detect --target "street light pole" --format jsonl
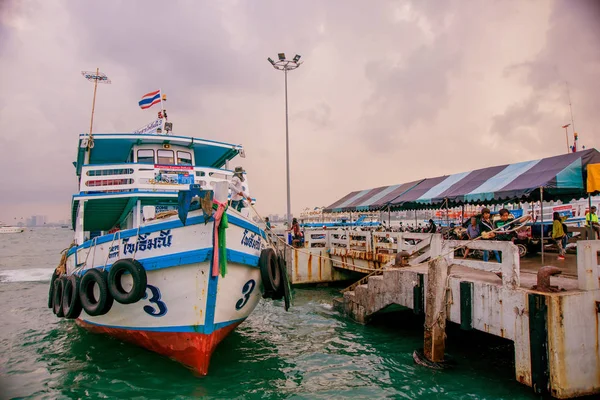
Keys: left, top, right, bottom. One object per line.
{"left": 284, "top": 67, "right": 291, "bottom": 229}
{"left": 268, "top": 53, "right": 302, "bottom": 229}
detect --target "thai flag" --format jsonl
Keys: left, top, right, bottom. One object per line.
{"left": 138, "top": 90, "right": 161, "bottom": 110}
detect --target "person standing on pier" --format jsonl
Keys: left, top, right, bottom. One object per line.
{"left": 289, "top": 218, "right": 303, "bottom": 247}
{"left": 586, "top": 206, "right": 600, "bottom": 239}
{"left": 494, "top": 209, "right": 516, "bottom": 242}
{"left": 552, "top": 212, "right": 568, "bottom": 260}
{"left": 479, "top": 208, "right": 501, "bottom": 262}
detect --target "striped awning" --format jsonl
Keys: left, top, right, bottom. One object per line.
{"left": 325, "top": 179, "right": 423, "bottom": 213}
{"left": 324, "top": 148, "right": 600, "bottom": 212}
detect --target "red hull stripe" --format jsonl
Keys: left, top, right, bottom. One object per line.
{"left": 76, "top": 319, "right": 243, "bottom": 375}
{"left": 79, "top": 318, "right": 245, "bottom": 334}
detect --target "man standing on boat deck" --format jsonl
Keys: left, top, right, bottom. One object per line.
{"left": 229, "top": 166, "right": 251, "bottom": 212}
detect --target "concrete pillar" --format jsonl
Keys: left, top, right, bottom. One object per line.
{"left": 577, "top": 241, "right": 600, "bottom": 291}
{"left": 423, "top": 253, "right": 449, "bottom": 363}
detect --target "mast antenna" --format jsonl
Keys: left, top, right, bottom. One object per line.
{"left": 566, "top": 82, "right": 575, "bottom": 130}
{"left": 81, "top": 69, "right": 111, "bottom": 150}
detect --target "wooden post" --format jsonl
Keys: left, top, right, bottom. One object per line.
{"left": 423, "top": 236, "right": 449, "bottom": 363}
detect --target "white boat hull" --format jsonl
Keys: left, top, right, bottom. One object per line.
{"left": 64, "top": 208, "right": 267, "bottom": 373}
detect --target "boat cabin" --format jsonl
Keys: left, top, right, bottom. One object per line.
{"left": 72, "top": 133, "right": 248, "bottom": 244}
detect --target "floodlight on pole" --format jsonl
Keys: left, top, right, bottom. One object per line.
{"left": 81, "top": 68, "right": 111, "bottom": 150}
{"left": 267, "top": 53, "right": 303, "bottom": 229}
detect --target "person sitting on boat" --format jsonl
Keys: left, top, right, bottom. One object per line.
{"left": 229, "top": 166, "right": 251, "bottom": 212}
{"left": 586, "top": 206, "right": 600, "bottom": 239}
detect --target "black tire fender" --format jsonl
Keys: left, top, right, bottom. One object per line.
{"left": 272, "top": 254, "right": 286, "bottom": 301}
{"left": 107, "top": 259, "right": 147, "bottom": 304}
{"left": 53, "top": 276, "right": 65, "bottom": 317}
{"left": 79, "top": 269, "right": 114, "bottom": 316}
{"left": 274, "top": 253, "right": 291, "bottom": 311}
{"left": 48, "top": 269, "right": 59, "bottom": 308}
{"left": 259, "top": 248, "right": 281, "bottom": 298}
{"left": 62, "top": 275, "right": 82, "bottom": 319}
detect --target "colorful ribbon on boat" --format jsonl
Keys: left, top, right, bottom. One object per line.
{"left": 212, "top": 200, "right": 228, "bottom": 277}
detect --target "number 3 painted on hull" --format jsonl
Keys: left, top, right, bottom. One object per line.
{"left": 143, "top": 284, "right": 168, "bottom": 317}
{"left": 236, "top": 279, "right": 256, "bottom": 310}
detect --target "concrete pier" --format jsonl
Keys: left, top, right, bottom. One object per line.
{"left": 279, "top": 228, "right": 600, "bottom": 398}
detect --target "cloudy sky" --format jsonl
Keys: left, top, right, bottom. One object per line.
{"left": 0, "top": 0, "right": 599, "bottom": 223}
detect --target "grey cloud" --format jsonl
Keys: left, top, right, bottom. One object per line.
{"left": 357, "top": 33, "right": 462, "bottom": 152}
{"left": 292, "top": 102, "right": 331, "bottom": 129}
{"left": 490, "top": 0, "right": 600, "bottom": 152}
{"left": 491, "top": 97, "right": 543, "bottom": 138}
{"left": 1, "top": 0, "right": 599, "bottom": 222}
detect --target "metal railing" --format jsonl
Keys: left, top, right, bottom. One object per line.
{"left": 79, "top": 163, "right": 234, "bottom": 194}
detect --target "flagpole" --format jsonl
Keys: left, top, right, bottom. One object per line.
{"left": 159, "top": 88, "right": 166, "bottom": 134}
{"left": 88, "top": 67, "right": 99, "bottom": 147}
{"left": 159, "top": 88, "right": 164, "bottom": 111}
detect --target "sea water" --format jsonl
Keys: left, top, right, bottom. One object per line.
{"left": 0, "top": 228, "right": 542, "bottom": 399}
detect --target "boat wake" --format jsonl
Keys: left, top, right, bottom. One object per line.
{"left": 0, "top": 268, "right": 54, "bottom": 283}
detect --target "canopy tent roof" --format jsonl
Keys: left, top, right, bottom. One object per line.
{"left": 324, "top": 179, "right": 424, "bottom": 213}
{"left": 324, "top": 148, "right": 600, "bottom": 212}
{"left": 75, "top": 133, "right": 243, "bottom": 176}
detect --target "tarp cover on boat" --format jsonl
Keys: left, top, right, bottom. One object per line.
{"left": 324, "top": 148, "right": 600, "bottom": 212}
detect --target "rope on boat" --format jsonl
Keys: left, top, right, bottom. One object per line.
{"left": 103, "top": 230, "right": 121, "bottom": 270}
{"left": 55, "top": 241, "right": 77, "bottom": 276}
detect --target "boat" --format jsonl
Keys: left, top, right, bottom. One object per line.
{"left": 0, "top": 224, "right": 25, "bottom": 233}
{"left": 47, "top": 128, "right": 290, "bottom": 374}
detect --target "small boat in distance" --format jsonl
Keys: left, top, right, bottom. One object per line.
{"left": 0, "top": 224, "right": 25, "bottom": 234}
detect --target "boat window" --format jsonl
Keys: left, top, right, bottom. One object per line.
{"left": 177, "top": 151, "right": 193, "bottom": 165}
{"left": 87, "top": 168, "right": 134, "bottom": 176}
{"left": 157, "top": 149, "right": 174, "bottom": 165}
{"left": 85, "top": 178, "right": 134, "bottom": 187}
{"left": 137, "top": 149, "right": 155, "bottom": 164}
{"left": 209, "top": 172, "right": 227, "bottom": 179}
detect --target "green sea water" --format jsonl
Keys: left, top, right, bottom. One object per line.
{"left": 0, "top": 229, "right": 542, "bottom": 399}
